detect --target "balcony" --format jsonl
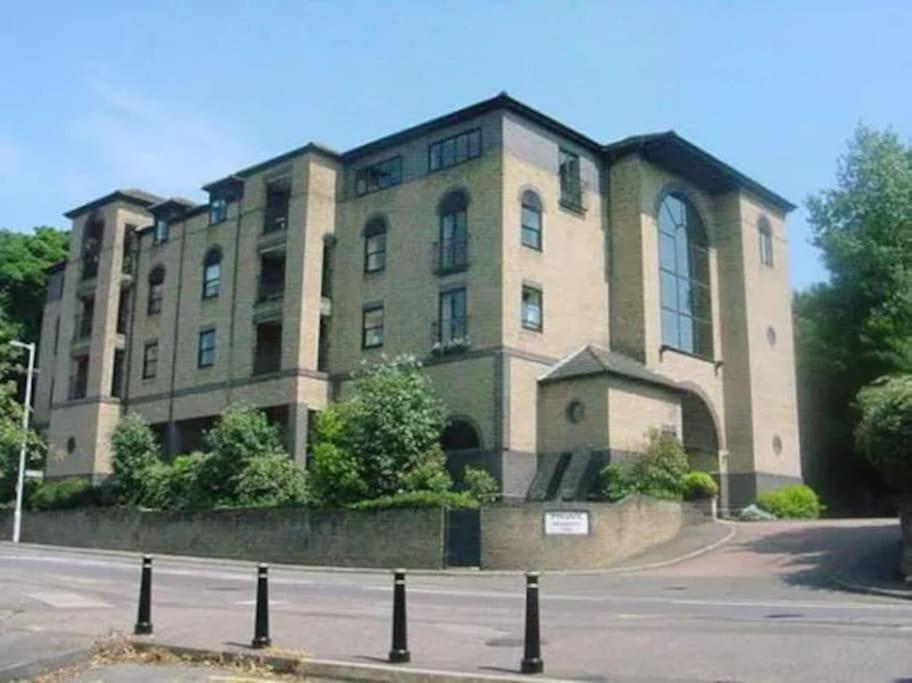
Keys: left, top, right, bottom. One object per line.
{"left": 257, "top": 276, "right": 285, "bottom": 303}
{"left": 433, "top": 238, "right": 469, "bottom": 275}
{"left": 81, "top": 254, "right": 99, "bottom": 281}
{"left": 73, "top": 314, "right": 93, "bottom": 341}
{"left": 431, "top": 316, "right": 470, "bottom": 356}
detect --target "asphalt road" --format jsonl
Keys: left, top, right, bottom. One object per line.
{"left": 0, "top": 519, "right": 909, "bottom": 682}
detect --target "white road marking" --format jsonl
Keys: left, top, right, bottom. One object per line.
{"left": 232, "top": 599, "right": 288, "bottom": 606}
{"left": 26, "top": 591, "right": 112, "bottom": 609}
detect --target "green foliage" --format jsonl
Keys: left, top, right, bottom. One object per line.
{"left": 855, "top": 375, "right": 912, "bottom": 491}
{"left": 350, "top": 490, "right": 478, "bottom": 510}
{"left": 28, "top": 477, "right": 100, "bottom": 510}
{"left": 308, "top": 441, "right": 367, "bottom": 507}
{"left": 462, "top": 466, "right": 499, "bottom": 504}
{"left": 681, "top": 471, "right": 719, "bottom": 501}
{"left": 109, "top": 413, "right": 161, "bottom": 504}
{"left": 797, "top": 126, "right": 912, "bottom": 511}
{"left": 600, "top": 430, "right": 690, "bottom": 502}
{"left": 232, "top": 454, "right": 310, "bottom": 508}
{"left": 756, "top": 484, "right": 822, "bottom": 519}
{"left": 397, "top": 445, "right": 452, "bottom": 494}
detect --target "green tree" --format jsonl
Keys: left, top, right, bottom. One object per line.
{"left": 108, "top": 412, "right": 162, "bottom": 504}
{"left": 796, "top": 125, "right": 912, "bottom": 512}
{"left": 855, "top": 375, "right": 912, "bottom": 491}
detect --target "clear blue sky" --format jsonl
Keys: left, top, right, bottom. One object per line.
{"left": 1, "top": 1, "right": 909, "bottom": 290}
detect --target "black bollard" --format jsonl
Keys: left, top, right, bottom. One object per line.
{"left": 388, "top": 568, "right": 410, "bottom": 663}
{"left": 134, "top": 555, "right": 153, "bottom": 635}
{"left": 520, "top": 571, "right": 543, "bottom": 674}
{"left": 251, "top": 563, "right": 272, "bottom": 649}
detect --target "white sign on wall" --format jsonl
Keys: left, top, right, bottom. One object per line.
{"left": 544, "top": 511, "right": 590, "bottom": 535}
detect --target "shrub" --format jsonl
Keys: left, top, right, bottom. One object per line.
{"left": 232, "top": 455, "right": 310, "bottom": 508}
{"left": 350, "top": 490, "right": 478, "bottom": 510}
{"left": 308, "top": 441, "right": 367, "bottom": 507}
{"left": 601, "top": 430, "right": 689, "bottom": 502}
{"left": 398, "top": 446, "right": 452, "bottom": 494}
{"left": 681, "top": 471, "right": 719, "bottom": 501}
{"left": 109, "top": 413, "right": 161, "bottom": 504}
{"left": 462, "top": 466, "right": 499, "bottom": 504}
{"left": 29, "top": 478, "right": 100, "bottom": 510}
{"left": 855, "top": 375, "right": 912, "bottom": 491}
{"left": 756, "top": 484, "right": 822, "bottom": 519}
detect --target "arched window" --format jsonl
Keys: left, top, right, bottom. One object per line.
{"left": 202, "top": 248, "right": 222, "bottom": 299}
{"left": 441, "top": 418, "right": 481, "bottom": 451}
{"left": 437, "top": 190, "right": 469, "bottom": 272}
{"left": 658, "top": 192, "right": 712, "bottom": 357}
{"left": 147, "top": 266, "right": 165, "bottom": 315}
{"left": 758, "top": 216, "right": 774, "bottom": 267}
{"left": 521, "top": 190, "right": 542, "bottom": 250}
{"left": 363, "top": 217, "right": 387, "bottom": 273}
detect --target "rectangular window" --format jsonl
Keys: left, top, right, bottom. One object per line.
{"left": 362, "top": 306, "right": 384, "bottom": 349}
{"left": 147, "top": 282, "right": 163, "bottom": 315}
{"left": 70, "top": 355, "right": 89, "bottom": 400}
{"left": 111, "top": 349, "right": 125, "bottom": 398}
{"left": 428, "top": 129, "right": 482, "bottom": 172}
{"left": 203, "top": 262, "right": 221, "bottom": 299}
{"left": 364, "top": 232, "right": 386, "bottom": 273}
{"left": 559, "top": 148, "right": 583, "bottom": 210}
{"left": 521, "top": 204, "right": 542, "bottom": 250}
{"left": 253, "top": 322, "right": 282, "bottom": 375}
{"left": 355, "top": 156, "right": 402, "bottom": 196}
{"left": 438, "top": 288, "right": 467, "bottom": 343}
{"left": 257, "top": 251, "right": 286, "bottom": 301}
{"left": 264, "top": 178, "right": 291, "bottom": 233}
{"left": 153, "top": 217, "right": 169, "bottom": 245}
{"left": 521, "top": 286, "right": 543, "bottom": 331}
{"left": 209, "top": 197, "right": 228, "bottom": 225}
{"left": 142, "top": 341, "right": 158, "bottom": 379}
{"left": 198, "top": 329, "right": 216, "bottom": 368}
{"left": 760, "top": 230, "right": 774, "bottom": 267}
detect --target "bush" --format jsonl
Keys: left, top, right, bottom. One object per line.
{"left": 232, "top": 455, "right": 310, "bottom": 508}
{"left": 601, "top": 430, "right": 690, "bottom": 502}
{"left": 681, "top": 471, "right": 719, "bottom": 501}
{"left": 29, "top": 478, "right": 100, "bottom": 510}
{"left": 109, "top": 413, "right": 161, "bottom": 504}
{"left": 756, "top": 484, "right": 822, "bottom": 519}
{"left": 350, "top": 490, "right": 478, "bottom": 510}
{"left": 739, "top": 504, "right": 777, "bottom": 521}
{"left": 398, "top": 446, "right": 452, "bottom": 494}
{"left": 462, "top": 466, "right": 499, "bottom": 504}
{"left": 856, "top": 375, "right": 912, "bottom": 491}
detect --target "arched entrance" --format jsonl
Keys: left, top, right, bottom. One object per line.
{"left": 440, "top": 418, "right": 481, "bottom": 452}
{"left": 679, "top": 386, "right": 722, "bottom": 475}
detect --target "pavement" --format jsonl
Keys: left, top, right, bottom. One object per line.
{"left": 2, "top": 518, "right": 911, "bottom": 682}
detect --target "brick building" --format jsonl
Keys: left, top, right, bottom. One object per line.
{"left": 34, "top": 93, "right": 802, "bottom": 508}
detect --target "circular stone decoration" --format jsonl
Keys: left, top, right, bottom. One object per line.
{"left": 67, "top": 436, "right": 76, "bottom": 454}
{"left": 772, "top": 435, "right": 783, "bottom": 455}
{"left": 767, "top": 326, "right": 777, "bottom": 346}
{"left": 566, "top": 400, "right": 586, "bottom": 424}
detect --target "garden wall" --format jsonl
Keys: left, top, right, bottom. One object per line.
{"left": 481, "top": 497, "right": 709, "bottom": 570}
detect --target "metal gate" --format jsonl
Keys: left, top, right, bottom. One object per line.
{"left": 444, "top": 508, "right": 481, "bottom": 567}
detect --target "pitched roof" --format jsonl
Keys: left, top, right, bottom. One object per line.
{"left": 64, "top": 188, "right": 164, "bottom": 219}
{"left": 540, "top": 345, "right": 681, "bottom": 392}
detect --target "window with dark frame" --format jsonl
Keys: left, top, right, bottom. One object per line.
{"left": 362, "top": 306, "right": 384, "bottom": 349}
{"left": 364, "top": 219, "right": 387, "bottom": 273}
{"left": 147, "top": 266, "right": 165, "bottom": 315}
{"left": 198, "top": 329, "right": 216, "bottom": 368}
{"left": 437, "top": 191, "right": 468, "bottom": 273}
{"left": 521, "top": 285, "right": 543, "bottom": 331}
{"left": 202, "top": 248, "right": 221, "bottom": 299}
{"left": 521, "top": 190, "right": 542, "bottom": 250}
{"left": 437, "top": 288, "right": 467, "bottom": 343}
{"left": 209, "top": 197, "right": 228, "bottom": 225}
{"left": 658, "top": 192, "right": 713, "bottom": 358}
{"left": 153, "top": 217, "right": 169, "bottom": 245}
{"left": 263, "top": 178, "right": 291, "bottom": 233}
{"left": 558, "top": 148, "right": 583, "bottom": 210}
{"left": 142, "top": 341, "right": 158, "bottom": 379}
{"left": 355, "top": 157, "right": 402, "bottom": 196}
{"left": 759, "top": 217, "right": 774, "bottom": 267}
{"left": 428, "top": 129, "right": 482, "bottom": 172}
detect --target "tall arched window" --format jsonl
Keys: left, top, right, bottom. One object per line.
{"left": 758, "top": 216, "right": 774, "bottom": 267}
{"left": 363, "top": 217, "right": 387, "bottom": 273}
{"left": 148, "top": 266, "right": 165, "bottom": 315}
{"left": 202, "top": 248, "right": 222, "bottom": 299}
{"left": 437, "top": 190, "right": 468, "bottom": 272}
{"left": 521, "top": 190, "right": 542, "bottom": 250}
{"left": 658, "top": 192, "right": 712, "bottom": 357}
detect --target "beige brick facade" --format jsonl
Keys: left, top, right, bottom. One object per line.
{"left": 36, "top": 94, "right": 801, "bottom": 506}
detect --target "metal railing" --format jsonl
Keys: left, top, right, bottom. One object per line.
{"left": 263, "top": 207, "right": 288, "bottom": 234}
{"left": 433, "top": 238, "right": 469, "bottom": 274}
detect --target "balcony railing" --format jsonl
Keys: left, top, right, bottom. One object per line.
{"left": 73, "top": 314, "right": 93, "bottom": 341}
{"left": 431, "top": 316, "right": 470, "bottom": 355}
{"left": 263, "top": 207, "right": 288, "bottom": 234}
{"left": 433, "top": 238, "right": 469, "bottom": 274}
{"left": 257, "top": 276, "right": 285, "bottom": 302}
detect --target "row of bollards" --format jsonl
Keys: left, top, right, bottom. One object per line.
{"left": 132, "top": 557, "right": 544, "bottom": 674}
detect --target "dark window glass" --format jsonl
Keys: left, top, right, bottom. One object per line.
{"left": 147, "top": 266, "right": 165, "bottom": 315}
{"left": 362, "top": 306, "right": 384, "bottom": 349}
{"left": 521, "top": 286, "right": 543, "bottom": 331}
{"left": 209, "top": 197, "right": 228, "bottom": 225}
{"left": 198, "top": 329, "right": 216, "bottom": 368}
{"left": 437, "top": 191, "right": 468, "bottom": 273}
{"left": 202, "top": 249, "right": 221, "bottom": 299}
{"left": 428, "top": 129, "right": 482, "bottom": 172}
{"left": 438, "top": 288, "right": 467, "bottom": 343}
{"left": 355, "top": 157, "right": 402, "bottom": 196}
{"left": 559, "top": 149, "right": 583, "bottom": 209}
{"left": 153, "top": 217, "right": 169, "bottom": 244}
{"left": 364, "top": 219, "right": 387, "bottom": 273}
{"left": 142, "top": 341, "right": 158, "bottom": 379}
{"left": 759, "top": 217, "right": 774, "bottom": 267}
{"left": 521, "top": 191, "right": 542, "bottom": 250}
{"left": 264, "top": 178, "right": 290, "bottom": 233}
{"left": 658, "top": 193, "right": 713, "bottom": 358}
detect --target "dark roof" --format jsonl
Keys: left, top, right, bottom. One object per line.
{"left": 540, "top": 345, "right": 681, "bottom": 392}
{"left": 603, "top": 132, "right": 796, "bottom": 212}
{"left": 64, "top": 188, "right": 163, "bottom": 219}
{"left": 148, "top": 197, "right": 199, "bottom": 215}
{"left": 45, "top": 260, "right": 66, "bottom": 274}
{"left": 228, "top": 142, "right": 342, "bottom": 182}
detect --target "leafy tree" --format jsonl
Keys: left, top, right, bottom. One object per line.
{"left": 796, "top": 125, "right": 912, "bottom": 512}
{"left": 855, "top": 375, "right": 912, "bottom": 491}
{"left": 232, "top": 454, "right": 309, "bottom": 508}
{"left": 108, "top": 413, "right": 162, "bottom": 504}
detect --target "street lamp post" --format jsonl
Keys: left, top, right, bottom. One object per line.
{"left": 9, "top": 340, "right": 35, "bottom": 544}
